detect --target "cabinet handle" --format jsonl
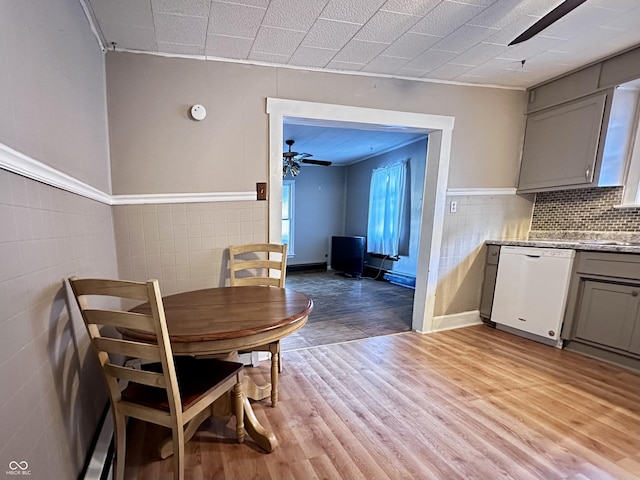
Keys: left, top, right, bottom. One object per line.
{"left": 632, "top": 291, "right": 638, "bottom": 297}
{"left": 491, "top": 251, "right": 498, "bottom": 256}
{"left": 585, "top": 166, "right": 591, "bottom": 181}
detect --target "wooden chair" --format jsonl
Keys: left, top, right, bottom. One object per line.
{"left": 228, "top": 243, "right": 287, "bottom": 406}
{"left": 68, "top": 277, "right": 244, "bottom": 480}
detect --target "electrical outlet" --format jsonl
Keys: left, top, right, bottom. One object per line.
{"left": 256, "top": 182, "right": 267, "bottom": 201}
{"left": 450, "top": 201, "right": 457, "bottom": 213}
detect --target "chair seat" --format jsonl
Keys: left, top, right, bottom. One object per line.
{"left": 122, "top": 357, "right": 243, "bottom": 412}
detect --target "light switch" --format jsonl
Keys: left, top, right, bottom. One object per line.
{"left": 257, "top": 182, "right": 267, "bottom": 201}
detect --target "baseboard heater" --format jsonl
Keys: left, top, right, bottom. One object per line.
{"left": 81, "top": 404, "right": 113, "bottom": 480}
{"left": 383, "top": 272, "right": 416, "bottom": 289}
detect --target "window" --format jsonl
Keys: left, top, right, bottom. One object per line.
{"left": 622, "top": 100, "right": 640, "bottom": 204}
{"left": 367, "top": 162, "right": 407, "bottom": 257}
{"left": 613, "top": 80, "right": 640, "bottom": 205}
{"left": 282, "top": 180, "right": 294, "bottom": 255}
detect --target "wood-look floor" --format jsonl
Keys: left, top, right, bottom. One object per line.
{"left": 282, "top": 271, "right": 414, "bottom": 350}
{"left": 124, "top": 325, "right": 640, "bottom": 479}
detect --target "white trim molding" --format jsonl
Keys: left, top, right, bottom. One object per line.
{"left": 423, "top": 310, "right": 483, "bottom": 334}
{"left": 111, "top": 192, "right": 256, "bottom": 205}
{"left": 266, "top": 98, "right": 455, "bottom": 334}
{"left": 0, "top": 142, "right": 112, "bottom": 204}
{"left": 0, "top": 141, "right": 256, "bottom": 206}
{"left": 446, "top": 187, "right": 518, "bottom": 196}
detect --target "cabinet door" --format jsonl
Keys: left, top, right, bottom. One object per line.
{"left": 480, "top": 263, "right": 498, "bottom": 319}
{"left": 517, "top": 93, "right": 607, "bottom": 192}
{"left": 480, "top": 246, "right": 500, "bottom": 319}
{"left": 629, "top": 308, "right": 640, "bottom": 354}
{"left": 575, "top": 280, "right": 640, "bottom": 351}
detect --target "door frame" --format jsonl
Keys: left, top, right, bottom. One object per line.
{"left": 266, "top": 98, "right": 454, "bottom": 333}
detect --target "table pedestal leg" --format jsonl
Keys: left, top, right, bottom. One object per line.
{"left": 158, "top": 381, "right": 277, "bottom": 458}
{"left": 239, "top": 395, "right": 278, "bottom": 452}
{"left": 242, "top": 374, "right": 271, "bottom": 401}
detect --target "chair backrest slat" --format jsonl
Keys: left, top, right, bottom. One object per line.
{"left": 71, "top": 278, "right": 150, "bottom": 301}
{"left": 232, "top": 276, "right": 281, "bottom": 287}
{"left": 93, "top": 337, "right": 163, "bottom": 362}
{"left": 104, "top": 363, "right": 166, "bottom": 388}
{"left": 83, "top": 309, "right": 156, "bottom": 331}
{"left": 229, "top": 243, "right": 287, "bottom": 288}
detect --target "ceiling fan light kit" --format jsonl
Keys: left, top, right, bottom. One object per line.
{"left": 282, "top": 139, "right": 332, "bottom": 177}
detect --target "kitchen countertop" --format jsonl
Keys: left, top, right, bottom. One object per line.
{"left": 486, "top": 239, "right": 640, "bottom": 253}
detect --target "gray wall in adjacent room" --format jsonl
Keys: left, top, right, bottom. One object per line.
{"left": 286, "top": 165, "right": 347, "bottom": 266}
{"left": 345, "top": 138, "right": 428, "bottom": 278}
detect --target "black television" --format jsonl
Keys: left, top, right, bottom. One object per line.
{"left": 331, "top": 236, "right": 366, "bottom": 278}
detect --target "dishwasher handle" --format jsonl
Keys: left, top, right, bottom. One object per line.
{"left": 525, "top": 254, "right": 541, "bottom": 258}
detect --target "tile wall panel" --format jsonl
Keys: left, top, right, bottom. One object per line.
{"left": 0, "top": 170, "right": 118, "bottom": 479}
{"left": 113, "top": 201, "right": 267, "bottom": 294}
{"left": 435, "top": 193, "right": 533, "bottom": 317}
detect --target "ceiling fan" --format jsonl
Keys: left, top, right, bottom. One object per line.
{"left": 509, "top": 0, "right": 587, "bottom": 46}
{"left": 283, "top": 139, "right": 332, "bottom": 177}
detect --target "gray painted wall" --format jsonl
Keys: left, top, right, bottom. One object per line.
{"left": 106, "top": 52, "right": 527, "bottom": 195}
{"left": 345, "top": 138, "right": 428, "bottom": 277}
{"left": 0, "top": 0, "right": 111, "bottom": 192}
{"left": 286, "top": 165, "right": 346, "bottom": 266}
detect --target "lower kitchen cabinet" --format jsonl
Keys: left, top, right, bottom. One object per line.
{"left": 479, "top": 245, "right": 500, "bottom": 322}
{"left": 574, "top": 280, "right": 640, "bottom": 351}
{"left": 563, "top": 251, "right": 640, "bottom": 368}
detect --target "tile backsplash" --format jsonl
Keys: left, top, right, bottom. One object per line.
{"left": 531, "top": 186, "right": 640, "bottom": 233}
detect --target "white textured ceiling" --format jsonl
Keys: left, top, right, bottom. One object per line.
{"left": 87, "top": 0, "right": 640, "bottom": 88}
{"left": 283, "top": 121, "right": 427, "bottom": 166}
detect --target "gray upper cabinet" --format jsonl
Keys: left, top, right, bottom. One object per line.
{"left": 526, "top": 64, "right": 601, "bottom": 114}
{"left": 600, "top": 47, "right": 640, "bottom": 89}
{"left": 517, "top": 45, "right": 640, "bottom": 194}
{"left": 517, "top": 93, "right": 607, "bottom": 193}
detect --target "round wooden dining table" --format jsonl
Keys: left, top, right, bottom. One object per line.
{"left": 123, "top": 285, "right": 313, "bottom": 453}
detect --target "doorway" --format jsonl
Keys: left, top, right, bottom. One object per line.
{"left": 267, "top": 99, "right": 454, "bottom": 334}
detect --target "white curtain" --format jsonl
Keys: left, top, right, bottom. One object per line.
{"left": 367, "top": 162, "right": 407, "bottom": 256}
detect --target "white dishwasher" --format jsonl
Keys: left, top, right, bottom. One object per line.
{"left": 491, "top": 246, "right": 575, "bottom": 348}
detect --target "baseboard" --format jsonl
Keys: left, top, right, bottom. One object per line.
{"left": 287, "top": 262, "right": 327, "bottom": 273}
{"left": 429, "top": 310, "right": 483, "bottom": 333}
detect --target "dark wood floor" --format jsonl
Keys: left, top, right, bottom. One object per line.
{"left": 125, "top": 325, "right": 640, "bottom": 479}
{"left": 282, "top": 271, "right": 414, "bottom": 350}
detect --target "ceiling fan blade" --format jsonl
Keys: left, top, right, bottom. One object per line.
{"left": 508, "top": 0, "right": 587, "bottom": 46}
{"left": 295, "top": 153, "right": 313, "bottom": 159}
{"left": 301, "top": 159, "right": 332, "bottom": 166}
